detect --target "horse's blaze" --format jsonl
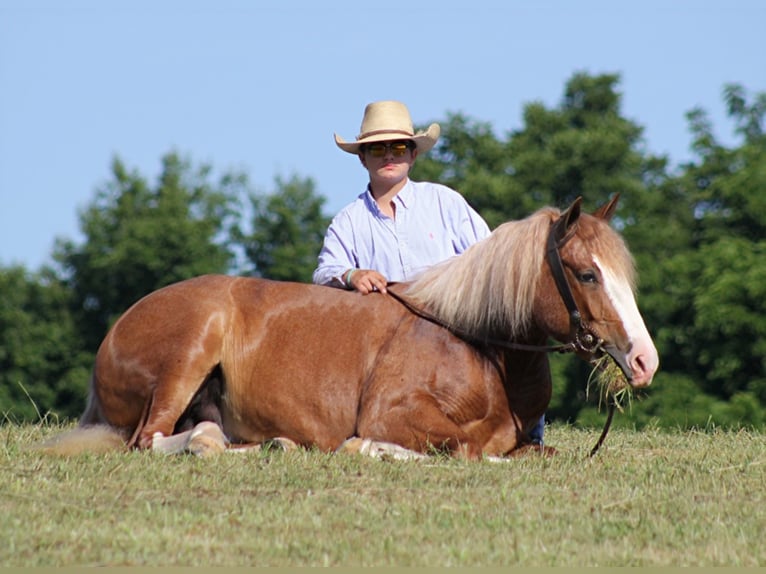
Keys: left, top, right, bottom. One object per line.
{"left": 596, "top": 256, "right": 659, "bottom": 388}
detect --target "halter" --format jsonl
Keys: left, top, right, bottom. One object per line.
{"left": 388, "top": 216, "right": 603, "bottom": 356}
{"left": 545, "top": 215, "right": 605, "bottom": 356}
{"left": 387, "top": 214, "right": 616, "bottom": 456}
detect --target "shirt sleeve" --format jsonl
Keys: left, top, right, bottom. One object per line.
{"left": 449, "top": 190, "right": 491, "bottom": 252}
{"left": 312, "top": 212, "right": 356, "bottom": 288}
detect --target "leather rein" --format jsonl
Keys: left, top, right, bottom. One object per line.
{"left": 387, "top": 215, "right": 615, "bottom": 457}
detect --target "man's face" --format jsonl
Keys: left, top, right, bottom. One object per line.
{"left": 360, "top": 140, "right": 418, "bottom": 185}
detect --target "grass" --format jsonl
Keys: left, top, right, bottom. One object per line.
{"left": 587, "top": 353, "right": 633, "bottom": 413}
{"left": 2, "top": 422, "right": 765, "bottom": 566}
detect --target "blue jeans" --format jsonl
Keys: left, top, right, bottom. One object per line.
{"left": 529, "top": 414, "right": 545, "bottom": 445}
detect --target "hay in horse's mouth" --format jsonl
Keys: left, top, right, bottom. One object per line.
{"left": 587, "top": 353, "right": 634, "bottom": 412}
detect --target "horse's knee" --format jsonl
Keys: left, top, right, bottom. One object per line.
{"left": 137, "top": 419, "right": 177, "bottom": 449}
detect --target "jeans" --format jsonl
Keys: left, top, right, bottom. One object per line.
{"left": 529, "top": 414, "right": 545, "bottom": 445}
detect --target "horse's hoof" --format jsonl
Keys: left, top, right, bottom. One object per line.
{"left": 187, "top": 421, "right": 228, "bottom": 457}
{"left": 151, "top": 430, "right": 193, "bottom": 454}
{"left": 338, "top": 437, "right": 426, "bottom": 461}
{"left": 267, "top": 437, "right": 299, "bottom": 452}
{"left": 337, "top": 436, "right": 366, "bottom": 454}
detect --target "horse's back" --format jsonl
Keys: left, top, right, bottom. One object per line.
{"left": 89, "top": 274, "right": 410, "bottom": 449}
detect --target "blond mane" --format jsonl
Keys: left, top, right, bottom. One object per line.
{"left": 404, "top": 205, "right": 637, "bottom": 340}
{"left": 404, "top": 207, "right": 560, "bottom": 339}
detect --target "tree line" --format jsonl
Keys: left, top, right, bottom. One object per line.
{"left": 2, "top": 72, "right": 764, "bottom": 429}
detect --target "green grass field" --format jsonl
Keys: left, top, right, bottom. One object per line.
{"left": 2, "top": 423, "right": 764, "bottom": 566}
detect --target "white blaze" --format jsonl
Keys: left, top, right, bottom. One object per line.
{"left": 594, "top": 255, "right": 659, "bottom": 387}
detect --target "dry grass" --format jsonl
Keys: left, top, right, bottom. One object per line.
{"left": 2, "top": 423, "right": 765, "bottom": 566}
{"left": 587, "top": 353, "right": 633, "bottom": 412}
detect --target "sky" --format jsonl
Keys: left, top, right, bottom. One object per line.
{"left": 1, "top": 1, "right": 764, "bottom": 270}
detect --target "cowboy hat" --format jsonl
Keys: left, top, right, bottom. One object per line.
{"left": 334, "top": 100, "right": 440, "bottom": 154}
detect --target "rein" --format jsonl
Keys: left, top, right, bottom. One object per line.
{"left": 386, "top": 216, "right": 615, "bottom": 456}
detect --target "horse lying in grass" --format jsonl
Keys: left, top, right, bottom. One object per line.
{"left": 43, "top": 196, "right": 658, "bottom": 459}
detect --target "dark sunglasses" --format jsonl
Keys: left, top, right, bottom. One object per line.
{"left": 364, "top": 141, "right": 414, "bottom": 158}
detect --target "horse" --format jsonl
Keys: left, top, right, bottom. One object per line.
{"left": 42, "top": 196, "right": 658, "bottom": 459}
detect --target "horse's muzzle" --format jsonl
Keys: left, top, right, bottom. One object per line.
{"left": 601, "top": 343, "right": 634, "bottom": 385}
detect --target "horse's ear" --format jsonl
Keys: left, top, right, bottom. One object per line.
{"left": 593, "top": 193, "right": 620, "bottom": 221}
{"left": 554, "top": 196, "right": 582, "bottom": 242}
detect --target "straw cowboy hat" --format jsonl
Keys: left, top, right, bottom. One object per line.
{"left": 334, "top": 100, "right": 441, "bottom": 155}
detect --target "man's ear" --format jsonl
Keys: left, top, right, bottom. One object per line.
{"left": 358, "top": 153, "right": 367, "bottom": 168}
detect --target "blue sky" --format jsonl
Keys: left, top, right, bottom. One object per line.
{"left": 1, "top": 0, "right": 764, "bottom": 269}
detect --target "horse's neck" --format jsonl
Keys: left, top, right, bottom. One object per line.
{"left": 496, "top": 326, "right": 552, "bottom": 388}
{"left": 499, "top": 346, "right": 552, "bottom": 406}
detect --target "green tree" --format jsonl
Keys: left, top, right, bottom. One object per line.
{"left": 416, "top": 72, "right": 669, "bottom": 424}
{"left": 0, "top": 266, "right": 90, "bottom": 421}
{"left": 661, "top": 85, "right": 766, "bottom": 404}
{"left": 416, "top": 72, "right": 652, "bottom": 226}
{"left": 55, "top": 152, "right": 247, "bottom": 350}
{"left": 412, "top": 113, "right": 516, "bottom": 228}
{"left": 238, "top": 174, "right": 329, "bottom": 282}
{"left": 507, "top": 72, "right": 648, "bottom": 211}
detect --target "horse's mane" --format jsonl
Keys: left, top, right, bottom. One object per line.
{"left": 404, "top": 207, "right": 559, "bottom": 340}
{"left": 403, "top": 205, "right": 637, "bottom": 340}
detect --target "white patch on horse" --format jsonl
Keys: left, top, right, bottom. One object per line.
{"left": 151, "top": 421, "right": 227, "bottom": 457}
{"left": 338, "top": 437, "right": 427, "bottom": 461}
{"left": 594, "top": 254, "right": 659, "bottom": 385}
{"left": 594, "top": 255, "right": 646, "bottom": 338}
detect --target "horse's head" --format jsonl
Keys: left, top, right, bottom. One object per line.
{"left": 540, "top": 196, "right": 659, "bottom": 388}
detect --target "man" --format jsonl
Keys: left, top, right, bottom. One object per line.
{"left": 312, "top": 100, "right": 545, "bottom": 445}
{"left": 312, "top": 100, "right": 489, "bottom": 293}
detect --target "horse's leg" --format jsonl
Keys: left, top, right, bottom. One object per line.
{"left": 358, "top": 397, "right": 486, "bottom": 460}
{"left": 228, "top": 437, "right": 300, "bottom": 454}
{"left": 137, "top": 370, "right": 219, "bottom": 449}
{"left": 174, "top": 372, "right": 224, "bottom": 433}
{"left": 152, "top": 421, "right": 228, "bottom": 457}
{"left": 337, "top": 437, "right": 427, "bottom": 461}
{"left": 152, "top": 425, "right": 299, "bottom": 458}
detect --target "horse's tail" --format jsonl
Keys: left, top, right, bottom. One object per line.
{"left": 36, "top": 424, "right": 128, "bottom": 455}
{"left": 36, "top": 373, "right": 145, "bottom": 456}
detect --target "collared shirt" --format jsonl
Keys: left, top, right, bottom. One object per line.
{"left": 313, "top": 179, "right": 491, "bottom": 287}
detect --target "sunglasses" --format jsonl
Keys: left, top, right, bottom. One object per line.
{"left": 364, "top": 141, "right": 414, "bottom": 158}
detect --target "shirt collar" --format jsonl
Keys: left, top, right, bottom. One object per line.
{"left": 364, "top": 179, "right": 413, "bottom": 213}
{"left": 396, "top": 179, "right": 414, "bottom": 209}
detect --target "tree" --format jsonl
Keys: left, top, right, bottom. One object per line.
{"left": 238, "top": 175, "right": 329, "bottom": 282}
{"left": 415, "top": 72, "right": 669, "bottom": 424}
{"left": 412, "top": 113, "right": 517, "bottom": 228}
{"left": 55, "top": 152, "right": 247, "bottom": 349}
{"left": 0, "top": 266, "right": 90, "bottom": 421}
{"left": 658, "top": 85, "right": 766, "bottom": 404}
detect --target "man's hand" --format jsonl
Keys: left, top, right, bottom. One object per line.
{"left": 347, "top": 269, "right": 388, "bottom": 295}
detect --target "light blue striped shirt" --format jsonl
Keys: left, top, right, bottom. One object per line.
{"left": 313, "top": 179, "right": 491, "bottom": 287}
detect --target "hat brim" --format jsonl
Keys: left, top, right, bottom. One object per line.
{"left": 334, "top": 123, "right": 440, "bottom": 155}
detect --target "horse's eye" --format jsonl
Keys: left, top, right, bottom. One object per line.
{"left": 578, "top": 270, "right": 598, "bottom": 284}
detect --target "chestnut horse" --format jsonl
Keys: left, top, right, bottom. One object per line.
{"left": 44, "top": 196, "right": 658, "bottom": 459}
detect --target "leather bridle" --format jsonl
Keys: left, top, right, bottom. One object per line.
{"left": 545, "top": 214, "right": 605, "bottom": 356}
{"left": 387, "top": 214, "right": 616, "bottom": 456}
{"left": 388, "top": 216, "right": 604, "bottom": 357}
